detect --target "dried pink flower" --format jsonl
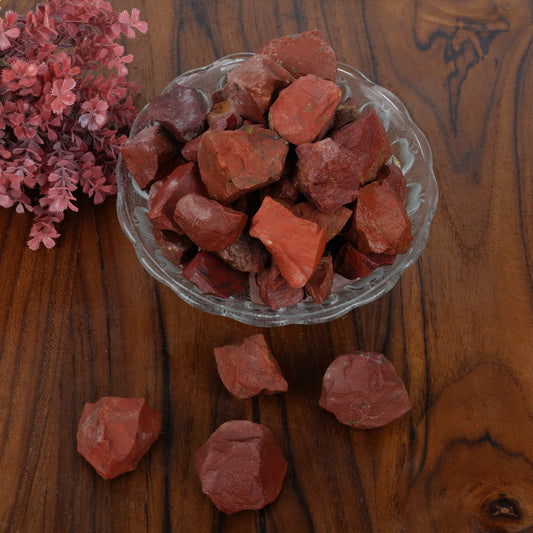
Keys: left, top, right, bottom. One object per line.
{"left": 0, "top": 1, "right": 147, "bottom": 249}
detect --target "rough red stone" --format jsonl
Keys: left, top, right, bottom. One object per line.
{"left": 258, "top": 29, "right": 338, "bottom": 81}
{"left": 223, "top": 54, "right": 294, "bottom": 123}
{"left": 148, "top": 180, "right": 164, "bottom": 209}
{"left": 142, "top": 83, "right": 207, "bottom": 142}
{"left": 269, "top": 75, "right": 341, "bottom": 145}
{"left": 348, "top": 180, "right": 412, "bottom": 255}
{"left": 77, "top": 397, "right": 161, "bottom": 480}
{"left": 334, "top": 241, "right": 396, "bottom": 280}
{"left": 305, "top": 253, "right": 334, "bottom": 304}
{"left": 214, "top": 334, "right": 288, "bottom": 399}
{"left": 152, "top": 227, "right": 197, "bottom": 266}
{"left": 181, "top": 134, "right": 203, "bottom": 162}
{"left": 291, "top": 202, "right": 352, "bottom": 241}
{"left": 250, "top": 196, "right": 327, "bottom": 288}
{"left": 182, "top": 250, "right": 248, "bottom": 298}
{"left": 207, "top": 98, "right": 243, "bottom": 131}
{"left": 330, "top": 109, "right": 392, "bottom": 184}
{"left": 256, "top": 260, "right": 305, "bottom": 309}
{"left": 295, "top": 138, "right": 360, "bottom": 212}
{"left": 196, "top": 420, "right": 288, "bottom": 514}
{"left": 121, "top": 124, "right": 179, "bottom": 190}
{"left": 174, "top": 193, "right": 247, "bottom": 251}
{"left": 332, "top": 97, "right": 361, "bottom": 130}
{"left": 198, "top": 126, "right": 289, "bottom": 202}
{"left": 149, "top": 162, "right": 207, "bottom": 232}
{"left": 376, "top": 163, "right": 407, "bottom": 203}
{"left": 215, "top": 233, "right": 268, "bottom": 273}
{"left": 319, "top": 352, "right": 411, "bottom": 429}
{"left": 260, "top": 173, "right": 299, "bottom": 206}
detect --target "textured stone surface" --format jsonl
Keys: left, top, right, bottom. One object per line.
{"left": 348, "top": 180, "right": 412, "bottom": 255}
{"left": 148, "top": 162, "right": 207, "bottom": 232}
{"left": 305, "top": 253, "right": 334, "bottom": 304}
{"left": 250, "top": 196, "right": 327, "bottom": 288}
{"left": 256, "top": 260, "right": 305, "bottom": 309}
{"left": 196, "top": 420, "right": 288, "bottom": 514}
{"left": 152, "top": 227, "right": 197, "bottom": 266}
{"left": 121, "top": 124, "right": 179, "bottom": 190}
{"left": 291, "top": 202, "right": 352, "bottom": 241}
{"left": 142, "top": 83, "right": 207, "bottom": 142}
{"left": 214, "top": 233, "right": 269, "bottom": 273}
{"left": 207, "top": 98, "right": 243, "bottom": 131}
{"left": 77, "top": 397, "right": 161, "bottom": 480}
{"left": 330, "top": 109, "right": 392, "bottom": 184}
{"left": 269, "top": 75, "right": 341, "bottom": 145}
{"left": 181, "top": 250, "right": 248, "bottom": 298}
{"left": 319, "top": 352, "right": 411, "bottom": 429}
{"left": 214, "top": 334, "right": 288, "bottom": 399}
{"left": 295, "top": 138, "right": 360, "bottom": 212}
{"left": 376, "top": 163, "right": 407, "bottom": 203}
{"left": 258, "top": 29, "right": 338, "bottom": 81}
{"left": 334, "top": 241, "right": 396, "bottom": 280}
{"left": 174, "top": 193, "right": 247, "bottom": 251}
{"left": 332, "top": 97, "right": 361, "bottom": 130}
{"left": 198, "top": 126, "right": 289, "bottom": 202}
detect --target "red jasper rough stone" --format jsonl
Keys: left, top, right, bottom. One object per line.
{"left": 142, "top": 83, "right": 207, "bottom": 142}
{"left": 207, "top": 98, "right": 243, "bottom": 131}
{"left": 330, "top": 109, "right": 392, "bottom": 184}
{"left": 121, "top": 124, "right": 179, "bottom": 190}
{"left": 258, "top": 29, "right": 338, "bottom": 81}
{"left": 149, "top": 162, "right": 207, "bottom": 232}
{"left": 305, "top": 253, "right": 334, "bottom": 304}
{"left": 225, "top": 54, "right": 294, "bottom": 123}
{"left": 77, "top": 397, "right": 161, "bottom": 480}
{"left": 269, "top": 75, "right": 341, "bottom": 145}
{"left": 291, "top": 202, "right": 352, "bottom": 241}
{"left": 181, "top": 134, "right": 203, "bottom": 162}
{"left": 215, "top": 233, "right": 269, "bottom": 273}
{"left": 214, "top": 334, "right": 288, "bottom": 399}
{"left": 256, "top": 261, "right": 305, "bottom": 310}
{"left": 319, "top": 352, "right": 411, "bottom": 429}
{"left": 152, "top": 227, "right": 197, "bottom": 266}
{"left": 250, "top": 196, "right": 327, "bottom": 288}
{"left": 182, "top": 250, "right": 248, "bottom": 298}
{"left": 377, "top": 163, "right": 407, "bottom": 203}
{"left": 349, "top": 180, "right": 412, "bottom": 255}
{"left": 196, "top": 420, "right": 288, "bottom": 514}
{"left": 332, "top": 97, "right": 361, "bottom": 130}
{"left": 198, "top": 126, "right": 289, "bottom": 202}
{"left": 174, "top": 193, "right": 248, "bottom": 251}
{"left": 295, "top": 138, "right": 360, "bottom": 212}
{"left": 334, "top": 241, "right": 396, "bottom": 280}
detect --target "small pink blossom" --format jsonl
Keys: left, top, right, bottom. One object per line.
{"left": 78, "top": 98, "right": 109, "bottom": 131}
{"left": 119, "top": 9, "right": 148, "bottom": 38}
{"left": 49, "top": 78, "right": 76, "bottom": 114}
{"left": 0, "top": 13, "right": 20, "bottom": 50}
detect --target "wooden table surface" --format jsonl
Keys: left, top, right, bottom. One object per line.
{"left": 2, "top": 1, "right": 533, "bottom": 531}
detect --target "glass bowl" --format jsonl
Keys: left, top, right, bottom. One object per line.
{"left": 116, "top": 53, "right": 438, "bottom": 327}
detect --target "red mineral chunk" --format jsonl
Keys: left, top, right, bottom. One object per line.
{"left": 196, "top": 420, "right": 288, "bottom": 514}
{"left": 376, "top": 163, "right": 407, "bottom": 203}
{"left": 269, "top": 75, "right": 341, "bottom": 145}
{"left": 77, "top": 397, "right": 161, "bottom": 480}
{"left": 181, "top": 134, "right": 202, "bottom": 162}
{"left": 291, "top": 202, "right": 352, "bottom": 241}
{"left": 142, "top": 83, "right": 207, "bottom": 142}
{"left": 348, "top": 180, "right": 412, "bottom": 255}
{"left": 319, "top": 352, "right": 411, "bottom": 429}
{"left": 250, "top": 196, "right": 327, "bottom": 288}
{"left": 182, "top": 250, "right": 248, "bottom": 298}
{"left": 174, "top": 193, "right": 247, "bottom": 251}
{"left": 214, "top": 334, "right": 288, "bottom": 399}
{"left": 152, "top": 227, "right": 197, "bottom": 266}
{"left": 332, "top": 97, "right": 361, "bottom": 130}
{"left": 334, "top": 241, "right": 396, "bottom": 280}
{"left": 305, "top": 253, "right": 334, "bottom": 304}
{"left": 330, "top": 109, "right": 392, "bottom": 184}
{"left": 258, "top": 29, "right": 338, "bottom": 81}
{"left": 207, "top": 98, "right": 243, "bottom": 130}
{"left": 198, "top": 126, "right": 289, "bottom": 202}
{"left": 121, "top": 124, "right": 179, "bottom": 190}
{"left": 256, "top": 261, "right": 305, "bottom": 310}
{"left": 215, "top": 233, "right": 269, "bottom": 273}
{"left": 295, "top": 138, "right": 360, "bottom": 212}
{"left": 224, "top": 54, "right": 294, "bottom": 123}
{"left": 149, "top": 162, "right": 207, "bottom": 232}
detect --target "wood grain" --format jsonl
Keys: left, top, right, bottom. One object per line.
{"left": 1, "top": 1, "right": 532, "bottom": 531}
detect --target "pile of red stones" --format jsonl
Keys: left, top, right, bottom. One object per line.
{"left": 121, "top": 30, "right": 413, "bottom": 310}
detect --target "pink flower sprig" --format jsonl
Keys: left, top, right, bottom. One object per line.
{"left": 0, "top": 1, "right": 148, "bottom": 249}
